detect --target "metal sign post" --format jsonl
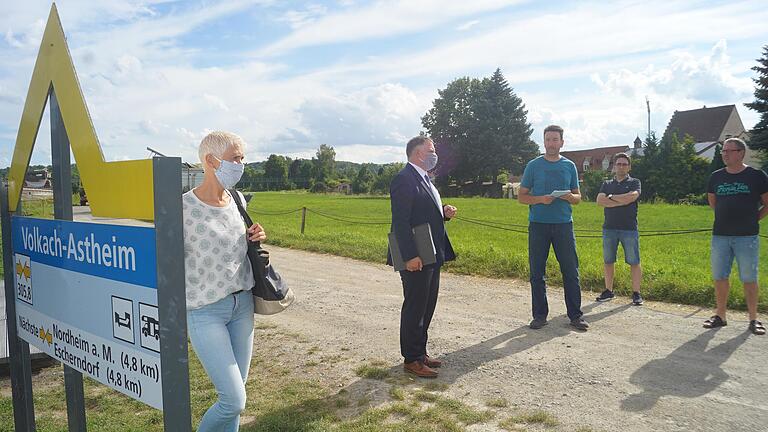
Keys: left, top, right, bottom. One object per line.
{"left": 1, "top": 186, "right": 35, "bottom": 432}
{"left": 3, "top": 5, "right": 192, "bottom": 431}
{"left": 51, "top": 87, "right": 88, "bottom": 432}
{"left": 153, "top": 157, "right": 192, "bottom": 430}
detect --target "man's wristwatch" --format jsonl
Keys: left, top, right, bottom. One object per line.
{"left": 608, "top": 194, "right": 616, "bottom": 202}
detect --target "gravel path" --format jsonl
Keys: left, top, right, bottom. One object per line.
{"left": 260, "top": 245, "right": 768, "bottom": 432}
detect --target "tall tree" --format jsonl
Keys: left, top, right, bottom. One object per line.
{"left": 352, "top": 165, "right": 376, "bottom": 194}
{"left": 373, "top": 163, "right": 405, "bottom": 194}
{"left": 581, "top": 169, "right": 610, "bottom": 201}
{"left": 709, "top": 143, "right": 726, "bottom": 173}
{"left": 288, "top": 159, "right": 314, "bottom": 189}
{"left": 312, "top": 144, "right": 336, "bottom": 184}
{"left": 422, "top": 69, "right": 538, "bottom": 184}
{"left": 632, "top": 132, "right": 710, "bottom": 202}
{"left": 745, "top": 45, "right": 768, "bottom": 170}
{"left": 263, "top": 154, "right": 290, "bottom": 190}
{"left": 631, "top": 133, "right": 662, "bottom": 201}
{"left": 241, "top": 165, "right": 259, "bottom": 191}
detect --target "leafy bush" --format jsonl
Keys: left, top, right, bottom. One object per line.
{"left": 309, "top": 182, "right": 327, "bottom": 193}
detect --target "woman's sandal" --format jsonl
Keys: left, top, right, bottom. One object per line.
{"left": 703, "top": 315, "right": 727, "bottom": 329}
{"left": 749, "top": 320, "right": 766, "bottom": 335}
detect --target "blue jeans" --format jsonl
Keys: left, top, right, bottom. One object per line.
{"left": 602, "top": 229, "right": 640, "bottom": 265}
{"left": 711, "top": 235, "right": 759, "bottom": 282}
{"left": 529, "top": 222, "right": 583, "bottom": 321}
{"left": 188, "top": 290, "right": 254, "bottom": 432}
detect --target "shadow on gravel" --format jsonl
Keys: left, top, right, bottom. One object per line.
{"left": 433, "top": 301, "right": 633, "bottom": 384}
{"left": 239, "top": 302, "right": 636, "bottom": 431}
{"left": 621, "top": 328, "right": 750, "bottom": 412}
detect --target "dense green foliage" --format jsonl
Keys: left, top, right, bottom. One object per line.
{"left": 246, "top": 192, "right": 768, "bottom": 310}
{"left": 351, "top": 165, "right": 376, "bottom": 194}
{"left": 709, "top": 143, "right": 725, "bottom": 173}
{"left": 745, "top": 45, "right": 768, "bottom": 170}
{"left": 312, "top": 144, "right": 336, "bottom": 184}
{"left": 263, "top": 154, "right": 290, "bottom": 190}
{"left": 581, "top": 169, "right": 610, "bottom": 201}
{"left": 422, "top": 69, "right": 539, "bottom": 182}
{"left": 632, "top": 133, "right": 710, "bottom": 203}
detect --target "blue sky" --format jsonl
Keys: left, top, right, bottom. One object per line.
{"left": 0, "top": 0, "right": 766, "bottom": 166}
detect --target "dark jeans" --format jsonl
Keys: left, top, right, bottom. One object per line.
{"left": 529, "top": 222, "right": 583, "bottom": 321}
{"left": 399, "top": 266, "right": 441, "bottom": 363}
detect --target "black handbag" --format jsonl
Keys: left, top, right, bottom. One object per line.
{"left": 230, "top": 190, "right": 294, "bottom": 315}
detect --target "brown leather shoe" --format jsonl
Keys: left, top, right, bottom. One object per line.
{"left": 403, "top": 361, "right": 438, "bottom": 378}
{"left": 423, "top": 355, "right": 442, "bottom": 368}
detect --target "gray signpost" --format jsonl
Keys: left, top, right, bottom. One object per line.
{"left": 153, "top": 157, "right": 192, "bottom": 431}
{"left": 51, "top": 88, "right": 88, "bottom": 432}
{"left": 2, "top": 91, "right": 192, "bottom": 432}
{"left": 3, "top": 5, "right": 193, "bottom": 429}
{"left": 1, "top": 186, "right": 35, "bottom": 432}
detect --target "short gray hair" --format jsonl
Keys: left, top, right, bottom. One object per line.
{"left": 198, "top": 131, "right": 246, "bottom": 164}
{"left": 723, "top": 137, "right": 746, "bottom": 151}
{"left": 406, "top": 136, "right": 432, "bottom": 157}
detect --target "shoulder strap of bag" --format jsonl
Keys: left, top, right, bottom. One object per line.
{"left": 228, "top": 189, "right": 261, "bottom": 247}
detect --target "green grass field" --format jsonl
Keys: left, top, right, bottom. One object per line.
{"left": 244, "top": 191, "right": 768, "bottom": 310}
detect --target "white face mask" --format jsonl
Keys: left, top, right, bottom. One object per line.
{"left": 213, "top": 157, "right": 244, "bottom": 189}
{"left": 422, "top": 152, "right": 438, "bottom": 171}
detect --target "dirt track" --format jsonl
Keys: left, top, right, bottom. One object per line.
{"left": 259, "top": 246, "right": 767, "bottom": 432}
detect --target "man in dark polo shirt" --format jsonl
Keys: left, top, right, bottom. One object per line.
{"left": 703, "top": 138, "right": 768, "bottom": 335}
{"left": 595, "top": 153, "right": 643, "bottom": 305}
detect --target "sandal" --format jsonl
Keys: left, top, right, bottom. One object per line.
{"left": 703, "top": 315, "right": 727, "bottom": 329}
{"left": 749, "top": 320, "right": 766, "bottom": 335}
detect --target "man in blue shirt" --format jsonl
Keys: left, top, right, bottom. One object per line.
{"left": 518, "top": 125, "right": 588, "bottom": 331}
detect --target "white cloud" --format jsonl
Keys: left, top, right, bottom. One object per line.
{"left": 1, "top": 0, "right": 765, "bottom": 167}
{"left": 3, "top": 19, "right": 45, "bottom": 49}
{"left": 5, "top": 29, "right": 24, "bottom": 49}
{"left": 0, "top": 85, "right": 22, "bottom": 105}
{"left": 203, "top": 94, "right": 231, "bottom": 112}
{"left": 296, "top": 83, "right": 429, "bottom": 147}
{"left": 301, "top": 0, "right": 768, "bottom": 86}
{"left": 456, "top": 20, "right": 479, "bottom": 31}
{"left": 592, "top": 40, "right": 753, "bottom": 104}
{"left": 255, "top": 0, "right": 522, "bottom": 56}
{"left": 522, "top": 42, "right": 759, "bottom": 153}
{"left": 277, "top": 4, "right": 329, "bottom": 29}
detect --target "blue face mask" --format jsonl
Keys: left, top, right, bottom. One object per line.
{"left": 423, "top": 152, "right": 438, "bottom": 171}
{"left": 213, "top": 157, "right": 244, "bottom": 189}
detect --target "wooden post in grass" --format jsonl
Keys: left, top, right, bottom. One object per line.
{"left": 301, "top": 206, "right": 307, "bottom": 234}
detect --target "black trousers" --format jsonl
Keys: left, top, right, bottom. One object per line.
{"left": 399, "top": 265, "right": 441, "bottom": 363}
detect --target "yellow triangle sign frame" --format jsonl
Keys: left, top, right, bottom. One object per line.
{"left": 8, "top": 4, "right": 154, "bottom": 220}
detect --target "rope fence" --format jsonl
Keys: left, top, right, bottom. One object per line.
{"left": 248, "top": 205, "right": 768, "bottom": 239}
{"left": 10, "top": 196, "right": 767, "bottom": 239}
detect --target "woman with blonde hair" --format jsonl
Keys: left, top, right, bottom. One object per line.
{"left": 183, "top": 131, "right": 265, "bottom": 431}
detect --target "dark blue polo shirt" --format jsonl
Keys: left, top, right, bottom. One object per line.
{"left": 599, "top": 176, "right": 641, "bottom": 230}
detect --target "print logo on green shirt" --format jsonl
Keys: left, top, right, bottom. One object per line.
{"left": 716, "top": 182, "right": 750, "bottom": 196}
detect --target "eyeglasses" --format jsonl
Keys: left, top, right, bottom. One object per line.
{"left": 722, "top": 149, "right": 744, "bottom": 153}
{"left": 614, "top": 162, "right": 630, "bottom": 166}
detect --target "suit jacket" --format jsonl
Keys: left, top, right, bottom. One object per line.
{"left": 387, "top": 164, "right": 456, "bottom": 267}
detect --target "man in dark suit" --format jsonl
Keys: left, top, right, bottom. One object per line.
{"left": 388, "top": 136, "right": 457, "bottom": 378}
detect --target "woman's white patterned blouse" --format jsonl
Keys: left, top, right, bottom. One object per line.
{"left": 182, "top": 190, "right": 253, "bottom": 309}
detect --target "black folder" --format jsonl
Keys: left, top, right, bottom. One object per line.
{"left": 388, "top": 223, "right": 437, "bottom": 271}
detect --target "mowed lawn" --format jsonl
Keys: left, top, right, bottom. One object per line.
{"left": 246, "top": 191, "right": 768, "bottom": 310}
